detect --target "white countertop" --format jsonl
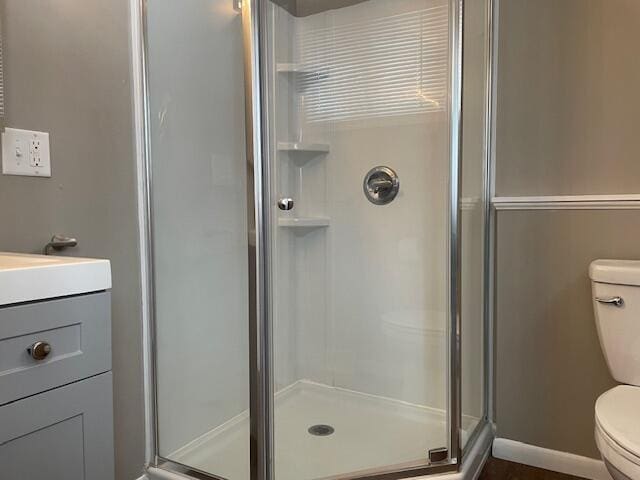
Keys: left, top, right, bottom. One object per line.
{"left": 0, "top": 252, "right": 112, "bottom": 306}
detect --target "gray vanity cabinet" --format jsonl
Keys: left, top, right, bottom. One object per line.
{"left": 0, "top": 292, "right": 114, "bottom": 480}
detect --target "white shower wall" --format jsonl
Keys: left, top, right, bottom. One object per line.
{"left": 271, "top": 0, "right": 451, "bottom": 411}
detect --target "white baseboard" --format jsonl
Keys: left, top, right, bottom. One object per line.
{"left": 493, "top": 438, "right": 612, "bottom": 480}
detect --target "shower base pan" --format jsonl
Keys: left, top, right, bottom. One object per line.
{"left": 167, "top": 381, "right": 478, "bottom": 480}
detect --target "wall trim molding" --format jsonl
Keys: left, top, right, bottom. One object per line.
{"left": 492, "top": 438, "right": 612, "bottom": 480}
{"left": 492, "top": 194, "right": 640, "bottom": 211}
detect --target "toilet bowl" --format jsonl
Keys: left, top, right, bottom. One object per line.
{"left": 594, "top": 386, "right": 640, "bottom": 480}
{"left": 590, "top": 260, "right": 640, "bottom": 480}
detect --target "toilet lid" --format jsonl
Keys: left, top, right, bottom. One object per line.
{"left": 595, "top": 386, "right": 640, "bottom": 458}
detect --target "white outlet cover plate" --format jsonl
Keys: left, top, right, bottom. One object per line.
{"left": 2, "top": 127, "right": 51, "bottom": 177}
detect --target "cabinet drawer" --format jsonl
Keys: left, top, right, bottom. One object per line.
{"left": 0, "top": 372, "right": 114, "bottom": 480}
{"left": 0, "top": 292, "right": 111, "bottom": 405}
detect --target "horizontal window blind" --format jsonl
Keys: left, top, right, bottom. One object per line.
{"left": 297, "top": 3, "right": 449, "bottom": 123}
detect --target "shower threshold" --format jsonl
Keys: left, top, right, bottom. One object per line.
{"left": 168, "top": 381, "right": 478, "bottom": 480}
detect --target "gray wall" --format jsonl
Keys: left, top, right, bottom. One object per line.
{"left": 496, "top": 0, "right": 640, "bottom": 196}
{"left": 495, "top": 211, "right": 630, "bottom": 458}
{"left": 0, "top": 1, "right": 145, "bottom": 478}
{"left": 494, "top": 0, "right": 640, "bottom": 459}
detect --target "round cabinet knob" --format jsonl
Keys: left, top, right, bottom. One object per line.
{"left": 28, "top": 341, "right": 52, "bottom": 361}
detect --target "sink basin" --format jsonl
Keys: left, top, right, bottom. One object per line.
{"left": 0, "top": 252, "right": 111, "bottom": 305}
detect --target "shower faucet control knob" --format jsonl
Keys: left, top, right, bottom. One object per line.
{"left": 363, "top": 166, "right": 400, "bottom": 205}
{"left": 277, "top": 198, "right": 294, "bottom": 211}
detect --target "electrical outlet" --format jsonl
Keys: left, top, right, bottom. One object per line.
{"left": 30, "top": 137, "right": 43, "bottom": 167}
{"left": 1, "top": 128, "right": 51, "bottom": 177}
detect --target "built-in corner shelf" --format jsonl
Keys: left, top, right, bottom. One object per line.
{"left": 277, "top": 142, "right": 330, "bottom": 154}
{"left": 278, "top": 217, "right": 330, "bottom": 230}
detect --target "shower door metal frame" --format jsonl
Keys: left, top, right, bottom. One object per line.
{"left": 133, "top": 0, "right": 486, "bottom": 478}
{"left": 460, "top": 0, "right": 497, "bottom": 458}
{"left": 243, "top": 1, "right": 273, "bottom": 479}
{"left": 245, "top": 0, "right": 465, "bottom": 479}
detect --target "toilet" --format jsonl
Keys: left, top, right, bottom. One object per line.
{"left": 590, "top": 260, "right": 640, "bottom": 480}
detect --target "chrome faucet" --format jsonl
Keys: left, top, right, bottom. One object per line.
{"left": 43, "top": 235, "right": 78, "bottom": 255}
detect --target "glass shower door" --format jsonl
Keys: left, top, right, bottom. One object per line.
{"left": 144, "top": 0, "right": 474, "bottom": 478}
{"left": 146, "top": 0, "right": 252, "bottom": 478}
{"left": 260, "top": 0, "right": 461, "bottom": 478}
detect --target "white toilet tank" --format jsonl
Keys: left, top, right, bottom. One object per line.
{"left": 590, "top": 260, "right": 640, "bottom": 386}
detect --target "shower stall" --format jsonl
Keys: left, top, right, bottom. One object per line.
{"left": 138, "top": 0, "right": 493, "bottom": 479}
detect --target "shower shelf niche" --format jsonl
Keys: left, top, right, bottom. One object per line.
{"left": 274, "top": 55, "right": 330, "bottom": 235}
{"left": 278, "top": 217, "right": 330, "bottom": 229}
{"left": 277, "top": 142, "right": 330, "bottom": 153}
{"left": 277, "top": 142, "right": 330, "bottom": 165}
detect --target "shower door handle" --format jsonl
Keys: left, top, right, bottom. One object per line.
{"left": 277, "top": 198, "right": 295, "bottom": 211}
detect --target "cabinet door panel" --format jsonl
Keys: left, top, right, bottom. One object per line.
{"left": 0, "top": 373, "right": 114, "bottom": 480}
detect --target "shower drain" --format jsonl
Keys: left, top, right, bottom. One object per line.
{"left": 308, "top": 424, "right": 335, "bottom": 436}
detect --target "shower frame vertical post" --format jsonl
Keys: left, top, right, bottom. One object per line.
{"left": 448, "top": 0, "right": 464, "bottom": 466}
{"left": 243, "top": 1, "right": 274, "bottom": 480}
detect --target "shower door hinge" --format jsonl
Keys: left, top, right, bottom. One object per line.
{"left": 428, "top": 447, "right": 449, "bottom": 464}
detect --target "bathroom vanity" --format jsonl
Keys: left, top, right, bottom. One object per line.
{"left": 0, "top": 253, "right": 113, "bottom": 480}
